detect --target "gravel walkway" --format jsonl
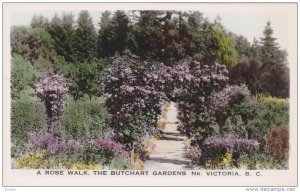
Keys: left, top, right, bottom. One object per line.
{"left": 144, "top": 103, "right": 194, "bottom": 170}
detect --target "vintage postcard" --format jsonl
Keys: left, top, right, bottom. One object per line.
{"left": 2, "top": 2, "right": 297, "bottom": 187}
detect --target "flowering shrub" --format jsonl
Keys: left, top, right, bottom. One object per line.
{"left": 178, "top": 105, "right": 219, "bottom": 145}
{"left": 101, "top": 56, "right": 256, "bottom": 165}
{"left": 172, "top": 61, "right": 230, "bottom": 145}
{"left": 132, "top": 157, "right": 145, "bottom": 170}
{"left": 34, "top": 72, "right": 68, "bottom": 133}
{"left": 101, "top": 56, "right": 231, "bottom": 151}
{"left": 207, "top": 84, "right": 250, "bottom": 115}
{"left": 161, "top": 102, "right": 170, "bottom": 117}
{"left": 203, "top": 149, "right": 233, "bottom": 169}
{"left": 15, "top": 139, "right": 129, "bottom": 169}
{"left": 51, "top": 139, "right": 129, "bottom": 167}
{"left": 14, "top": 149, "right": 103, "bottom": 169}
{"left": 157, "top": 117, "right": 167, "bottom": 129}
{"left": 90, "top": 139, "right": 129, "bottom": 157}
{"left": 141, "top": 135, "right": 157, "bottom": 159}
{"left": 184, "top": 138, "right": 202, "bottom": 163}
{"left": 220, "top": 149, "right": 233, "bottom": 166}
{"left": 188, "top": 145, "right": 202, "bottom": 163}
{"left": 101, "top": 56, "right": 164, "bottom": 150}
{"left": 130, "top": 149, "right": 145, "bottom": 170}
{"left": 203, "top": 84, "right": 251, "bottom": 137}
{"left": 203, "top": 136, "right": 259, "bottom": 154}
{"left": 157, "top": 102, "right": 170, "bottom": 129}
{"left": 183, "top": 138, "right": 191, "bottom": 151}
{"left": 201, "top": 136, "right": 259, "bottom": 167}
{"left": 28, "top": 128, "right": 78, "bottom": 155}
{"left": 14, "top": 150, "right": 59, "bottom": 169}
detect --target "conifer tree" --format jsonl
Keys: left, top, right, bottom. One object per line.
{"left": 47, "top": 13, "right": 76, "bottom": 63}
{"left": 97, "top": 11, "right": 135, "bottom": 57}
{"left": 74, "top": 10, "right": 96, "bottom": 62}
{"left": 259, "top": 21, "right": 287, "bottom": 65}
{"left": 31, "top": 15, "right": 49, "bottom": 29}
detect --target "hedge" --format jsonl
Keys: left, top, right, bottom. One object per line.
{"left": 228, "top": 98, "right": 289, "bottom": 147}
{"left": 11, "top": 97, "right": 110, "bottom": 157}
{"left": 11, "top": 99, "right": 47, "bottom": 157}
{"left": 59, "top": 97, "right": 110, "bottom": 141}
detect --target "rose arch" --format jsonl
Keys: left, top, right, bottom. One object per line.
{"left": 101, "top": 55, "right": 250, "bottom": 163}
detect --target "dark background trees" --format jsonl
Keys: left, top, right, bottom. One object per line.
{"left": 229, "top": 21, "right": 289, "bottom": 98}
{"left": 74, "top": 11, "right": 97, "bottom": 62}
{"left": 11, "top": 10, "right": 289, "bottom": 100}
{"left": 97, "top": 10, "right": 135, "bottom": 58}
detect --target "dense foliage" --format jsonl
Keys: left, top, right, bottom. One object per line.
{"left": 229, "top": 59, "right": 289, "bottom": 98}
{"left": 11, "top": 55, "right": 36, "bottom": 99}
{"left": 54, "top": 140, "right": 129, "bottom": 166}
{"left": 227, "top": 97, "right": 289, "bottom": 146}
{"left": 34, "top": 72, "right": 69, "bottom": 133}
{"left": 11, "top": 11, "right": 289, "bottom": 98}
{"left": 11, "top": 97, "right": 109, "bottom": 155}
{"left": 10, "top": 10, "right": 290, "bottom": 170}
{"left": 101, "top": 56, "right": 249, "bottom": 158}
{"left": 59, "top": 97, "right": 110, "bottom": 140}
{"left": 11, "top": 100, "right": 47, "bottom": 157}
{"left": 199, "top": 135, "right": 259, "bottom": 169}
{"left": 101, "top": 56, "right": 164, "bottom": 150}
{"left": 266, "top": 128, "right": 289, "bottom": 159}
{"left": 10, "top": 26, "right": 57, "bottom": 71}
{"left": 28, "top": 127, "right": 78, "bottom": 155}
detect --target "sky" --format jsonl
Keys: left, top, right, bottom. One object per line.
{"left": 9, "top": 3, "right": 297, "bottom": 64}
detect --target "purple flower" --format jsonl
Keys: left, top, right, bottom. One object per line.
{"left": 90, "top": 139, "right": 129, "bottom": 157}
{"left": 34, "top": 72, "right": 68, "bottom": 127}
{"left": 203, "top": 135, "right": 259, "bottom": 154}
{"left": 207, "top": 84, "right": 250, "bottom": 114}
{"left": 28, "top": 128, "right": 78, "bottom": 154}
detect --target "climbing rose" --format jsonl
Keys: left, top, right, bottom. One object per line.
{"left": 35, "top": 72, "right": 68, "bottom": 131}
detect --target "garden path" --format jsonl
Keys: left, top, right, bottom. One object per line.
{"left": 144, "top": 103, "right": 194, "bottom": 170}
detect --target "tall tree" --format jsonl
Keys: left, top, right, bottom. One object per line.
{"left": 61, "top": 13, "right": 76, "bottom": 62}
{"left": 47, "top": 13, "right": 76, "bottom": 63}
{"left": 74, "top": 10, "right": 96, "bottom": 62}
{"left": 97, "top": 11, "right": 135, "bottom": 58}
{"left": 31, "top": 15, "right": 49, "bottom": 29}
{"left": 133, "top": 11, "right": 164, "bottom": 60}
{"left": 180, "top": 11, "right": 211, "bottom": 61}
{"left": 229, "top": 33, "right": 252, "bottom": 62}
{"left": 251, "top": 37, "right": 260, "bottom": 59}
{"left": 134, "top": 11, "right": 187, "bottom": 63}
{"left": 96, "top": 11, "right": 112, "bottom": 57}
{"left": 259, "top": 21, "right": 287, "bottom": 65}
{"left": 11, "top": 26, "right": 56, "bottom": 71}
{"left": 209, "top": 26, "right": 238, "bottom": 67}
{"left": 99, "top": 10, "right": 111, "bottom": 29}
